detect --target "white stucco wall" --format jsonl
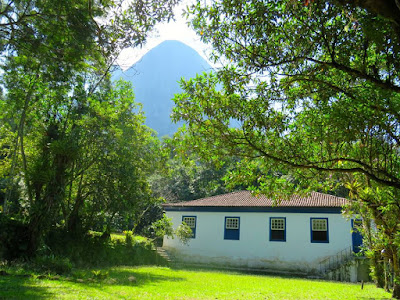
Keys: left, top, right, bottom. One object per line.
{"left": 163, "top": 210, "right": 353, "bottom": 273}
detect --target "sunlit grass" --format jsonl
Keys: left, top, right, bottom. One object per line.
{"left": 0, "top": 265, "right": 391, "bottom": 299}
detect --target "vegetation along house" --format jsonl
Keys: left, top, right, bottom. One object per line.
{"left": 163, "top": 191, "right": 368, "bottom": 281}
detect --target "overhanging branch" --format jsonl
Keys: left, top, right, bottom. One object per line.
{"left": 239, "top": 128, "right": 400, "bottom": 189}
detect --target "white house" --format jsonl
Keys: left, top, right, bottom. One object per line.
{"left": 163, "top": 191, "right": 366, "bottom": 280}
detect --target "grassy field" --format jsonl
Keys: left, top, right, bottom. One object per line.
{"left": 0, "top": 265, "right": 391, "bottom": 300}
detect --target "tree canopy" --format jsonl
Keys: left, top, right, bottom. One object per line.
{"left": 174, "top": 0, "right": 399, "bottom": 194}
{"left": 0, "top": 0, "right": 179, "bottom": 257}
{"left": 149, "top": 136, "right": 238, "bottom": 203}
{"left": 173, "top": 0, "right": 400, "bottom": 296}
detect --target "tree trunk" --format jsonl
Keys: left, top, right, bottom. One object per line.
{"left": 27, "top": 212, "right": 45, "bottom": 256}
{"left": 27, "top": 188, "right": 61, "bottom": 255}
{"left": 372, "top": 252, "right": 385, "bottom": 288}
{"left": 27, "top": 147, "right": 69, "bottom": 255}
{"left": 393, "top": 285, "right": 400, "bottom": 299}
{"left": 360, "top": 206, "right": 385, "bottom": 288}
{"left": 392, "top": 251, "right": 400, "bottom": 299}
{"left": 4, "top": 80, "right": 37, "bottom": 214}
{"left": 384, "top": 258, "right": 390, "bottom": 292}
{"left": 67, "top": 200, "right": 83, "bottom": 236}
{"left": 67, "top": 172, "right": 85, "bottom": 235}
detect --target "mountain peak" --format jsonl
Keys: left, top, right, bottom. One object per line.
{"left": 127, "top": 40, "right": 210, "bottom": 74}
{"left": 147, "top": 40, "right": 201, "bottom": 55}
{"left": 153, "top": 39, "right": 193, "bottom": 49}
{"left": 113, "top": 40, "right": 212, "bottom": 137}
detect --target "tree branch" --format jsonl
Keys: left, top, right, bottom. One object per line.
{"left": 240, "top": 128, "right": 400, "bottom": 189}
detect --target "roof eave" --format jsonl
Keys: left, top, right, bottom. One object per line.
{"left": 163, "top": 205, "right": 344, "bottom": 214}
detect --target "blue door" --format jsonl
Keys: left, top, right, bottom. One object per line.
{"left": 352, "top": 219, "right": 363, "bottom": 253}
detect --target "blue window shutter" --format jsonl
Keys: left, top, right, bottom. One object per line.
{"left": 224, "top": 217, "right": 240, "bottom": 240}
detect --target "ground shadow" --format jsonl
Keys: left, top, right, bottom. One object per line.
{"left": 0, "top": 275, "right": 55, "bottom": 300}
{"left": 169, "top": 263, "right": 308, "bottom": 280}
{"left": 0, "top": 267, "right": 186, "bottom": 299}
{"left": 103, "top": 267, "right": 187, "bottom": 287}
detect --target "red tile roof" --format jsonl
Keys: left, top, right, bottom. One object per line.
{"left": 163, "top": 191, "right": 348, "bottom": 208}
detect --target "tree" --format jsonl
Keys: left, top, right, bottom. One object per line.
{"left": 1, "top": 59, "right": 163, "bottom": 253}
{"left": 149, "top": 136, "right": 235, "bottom": 203}
{"left": 0, "top": 0, "right": 180, "bottom": 212}
{"left": 172, "top": 0, "right": 400, "bottom": 297}
{"left": 345, "top": 178, "right": 400, "bottom": 291}
{"left": 335, "top": 0, "right": 400, "bottom": 28}
{"left": 0, "top": 0, "right": 179, "bottom": 61}
{"left": 0, "top": 0, "right": 180, "bottom": 255}
{"left": 65, "top": 81, "right": 163, "bottom": 236}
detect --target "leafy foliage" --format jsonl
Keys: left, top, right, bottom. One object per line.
{"left": 149, "top": 214, "right": 174, "bottom": 240}
{"left": 0, "top": 215, "right": 29, "bottom": 260}
{"left": 0, "top": 0, "right": 179, "bottom": 258}
{"left": 173, "top": 0, "right": 400, "bottom": 297}
{"left": 345, "top": 178, "right": 400, "bottom": 291}
{"left": 41, "top": 230, "right": 161, "bottom": 269}
{"left": 0, "top": 0, "right": 179, "bottom": 63}
{"left": 150, "top": 136, "right": 239, "bottom": 203}
{"left": 33, "top": 255, "right": 73, "bottom": 275}
{"left": 174, "top": 222, "right": 193, "bottom": 245}
{"left": 175, "top": 1, "right": 400, "bottom": 197}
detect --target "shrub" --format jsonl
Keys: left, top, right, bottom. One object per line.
{"left": 42, "top": 229, "right": 162, "bottom": 268}
{"left": 0, "top": 215, "right": 30, "bottom": 260}
{"left": 149, "top": 214, "right": 174, "bottom": 239}
{"left": 33, "top": 255, "right": 73, "bottom": 275}
{"left": 175, "top": 223, "right": 193, "bottom": 245}
{"left": 124, "top": 231, "right": 134, "bottom": 247}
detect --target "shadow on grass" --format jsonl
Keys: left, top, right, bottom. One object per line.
{"left": 0, "top": 267, "right": 187, "bottom": 299}
{"left": 0, "top": 275, "right": 55, "bottom": 300}
{"left": 169, "top": 263, "right": 312, "bottom": 280}
{"left": 105, "top": 267, "right": 186, "bottom": 287}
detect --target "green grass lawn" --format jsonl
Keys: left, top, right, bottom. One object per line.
{"left": 0, "top": 265, "right": 391, "bottom": 300}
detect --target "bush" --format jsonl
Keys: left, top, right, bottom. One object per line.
{"left": 42, "top": 229, "right": 162, "bottom": 268}
{"left": 0, "top": 215, "right": 167, "bottom": 273}
{"left": 0, "top": 215, "right": 30, "bottom": 261}
{"left": 175, "top": 223, "right": 193, "bottom": 245}
{"left": 33, "top": 255, "right": 73, "bottom": 275}
{"left": 124, "top": 231, "right": 134, "bottom": 247}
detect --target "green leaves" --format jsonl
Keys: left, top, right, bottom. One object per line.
{"left": 173, "top": 0, "right": 400, "bottom": 195}
{"left": 174, "top": 2, "right": 400, "bottom": 294}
